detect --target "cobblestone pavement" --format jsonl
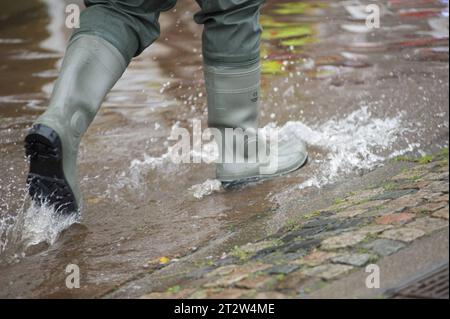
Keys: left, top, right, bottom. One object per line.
{"left": 140, "top": 149, "right": 449, "bottom": 299}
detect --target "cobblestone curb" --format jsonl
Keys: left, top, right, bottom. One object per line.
{"left": 141, "top": 149, "right": 449, "bottom": 299}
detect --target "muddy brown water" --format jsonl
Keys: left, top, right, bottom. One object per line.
{"left": 0, "top": 0, "right": 448, "bottom": 298}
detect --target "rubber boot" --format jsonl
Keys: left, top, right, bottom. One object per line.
{"left": 25, "top": 35, "right": 127, "bottom": 213}
{"left": 204, "top": 62, "right": 308, "bottom": 187}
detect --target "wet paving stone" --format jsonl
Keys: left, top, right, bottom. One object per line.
{"left": 280, "top": 217, "right": 369, "bottom": 246}
{"left": 362, "top": 239, "right": 406, "bottom": 256}
{"left": 424, "top": 181, "right": 449, "bottom": 194}
{"left": 349, "top": 200, "right": 391, "bottom": 212}
{"left": 392, "top": 170, "right": 427, "bottom": 181}
{"left": 187, "top": 266, "right": 216, "bottom": 279}
{"left": 385, "top": 195, "right": 425, "bottom": 211}
{"left": 206, "top": 264, "right": 238, "bottom": 278}
{"left": 406, "top": 217, "right": 449, "bottom": 234}
{"left": 284, "top": 238, "right": 322, "bottom": 253}
{"left": 282, "top": 251, "right": 309, "bottom": 261}
{"left": 315, "top": 217, "right": 371, "bottom": 234}
{"left": 280, "top": 226, "right": 327, "bottom": 243}
{"left": 141, "top": 288, "right": 196, "bottom": 299}
{"left": 239, "top": 240, "right": 281, "bottom": 255}
{"left": 266, "top": 264, "right": 300, "bottom": 275}
{"left": 335, "top": 209, "right": 367, "bottom": 218}
{"left": 213, "top": 256, "right": 239, "bottom": 267}
{"left": 423, "top": 172, "right": 449, "bottom": 181}
{"left": 432, "top": 206, "right": 449, "bottom": 220}
{"left": 235, "top": 275, "right": 274, "bottom": 290}
{"left": 188, "top": 289, "right": 217, "bottom": 299}
{"left": 331, "top": 253, "right": 373, "bottom": 267}
{"left": 301, "top": 264, "right": 354, "bottom": 280}
{"left": 410, "top": 202, "right": 447, "bottom": 214}
{"left": 430, "top": 193, "right": 449, "bottom": 203}
{"left": 357, "top": 224, "right": 393, "bottom": 235}
{"left": 275, "top": 272, "right": 308, "bottom": 291}
{"left": 371, "top": 189, "right": 418, "bottom": 201}
{"left": 302, "top": 218, "right": 335, "bottom": 229}
{"left": 345, "top": 188, "right": 385, "bottom": 203}
{"left": 250, "top": 245, "right": 282, "bottom": 259}
{"left": 395, "top": 180, "right": 430, "bottom": 190}
{"left": 375, "top": 212, "right": 415, "bottom": 225}
{"left": 319, "top": 225, "right": 389, "bottom": 251}
{"left": 380, "top": 227, "right": 426, "bottom": 243}
{"left": 337, "top": 217, "right": 372, "bottom": 228}
{"left": 294, "top": 250, "right": 337, "bottom": 267}
{"left": 202, "top": 288, "right": 251, "bottom": 299}
{"left": 252, "top": 292, "right": 289, "bottom": 299}
{"left": 321, "top": 231, "right": 368, "bottom": 250}
{"left": 311, "top": 211, "right": 336, "bottom": 219}
{"left": 202, "top": 274, "right": 248, "bottom": 288}
{"left": 255, "top": 251, "right": 291, "bottom": 264}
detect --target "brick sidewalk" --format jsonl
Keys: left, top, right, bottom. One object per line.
{"left": 141, "top": 149, "right": 449, "bottom": 299}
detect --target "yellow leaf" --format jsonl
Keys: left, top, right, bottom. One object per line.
{"left": 262, "top": 60, "right": 286, "bottom": 75}
{"left": 262, "top": 26, "right": 312, "bottom": 41}
{"left": 281, "top": 36, "right": 315, "bottom": 47}
{"left": 87, "top": 197, "right": 101, "bottom": 204}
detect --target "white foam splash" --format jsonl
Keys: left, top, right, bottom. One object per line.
{"left": 0, "top": 214, "right": 15, "bottom": 253}
{"left": 279, "top": 105, "right": 412, "bottom": 189}
{"left": 0, "top": 200, "right": 79, "bottom": 255}
{"left": 187, "top": 105, "right": 410, "bottom": 197}
{"left": 40, "top": 0, "right": 67, "bottom": 53}
{"left": 116, "top": 126, "right": 219, "bottom": 191}
{"left": 130, "top": 152, "right": 169, "bottom": 173}
{"left": 189, "top": 179, "right": 223, "bottom": 199}
{"left": 110, "top": 105, "right": 416, "bottom": 198}
{"left": 19, "top": 203, "right": 79, "bottom": 247}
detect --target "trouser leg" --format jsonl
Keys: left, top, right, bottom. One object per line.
{"left": 194, "top": 0, "right": 264, "bottom": 67}
{"left": 77, "top": 0, "right": 177, "bottom": 62}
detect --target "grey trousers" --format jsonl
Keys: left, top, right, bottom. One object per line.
{"left": 74, "top": 0, "right": 265, "bottom": 66}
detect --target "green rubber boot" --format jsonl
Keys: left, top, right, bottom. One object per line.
{"left": 25, "top": 35, "right": 127, "bottom": 213}
{"left": 204, "top": 62, "right": 308, "bottom": 187}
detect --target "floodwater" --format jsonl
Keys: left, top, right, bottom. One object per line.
{"left": 0, "top": 0, "right": 448, "bottom": 297}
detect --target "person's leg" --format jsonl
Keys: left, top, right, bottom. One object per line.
{"left": 194, "top": 0, "right": 262, "bottom": 67}
{"left": 195, "top": 0, "right": 308, "bottom": 186}
{"left": 26, "top": 0, "right": 176, "bottom": 213}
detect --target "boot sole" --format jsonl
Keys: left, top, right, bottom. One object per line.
{"left": 222, "top": 154, "right": 309, "bottom": 189}
{"left": 25, "top": 124, "right": 78, "bottom": 214}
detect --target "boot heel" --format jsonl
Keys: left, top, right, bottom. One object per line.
{"left": 25, "top": 124, "right": 78, "bottom": 214}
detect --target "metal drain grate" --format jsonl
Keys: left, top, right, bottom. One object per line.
{"left": 389, "top": 263, "right": 449, "bottom": 299}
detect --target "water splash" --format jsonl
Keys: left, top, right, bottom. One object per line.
{"left": 110, "top": 105, "right": 416, "bottom": 198}
{"left": 0, "top": 198, "right": 79, "bottom": 257}
{"left": 277, "top": 105, "right": 414, "bottom": 189}
{"left": 40, "top": 0, "right": 67, "bottom": 53}
{"left": 19, "top": 203, "right": 79, "bottom": 248}
{"left": 112, "top": 123, "right": 219, "bottom": 193}
{"left": 189, "top": 179, "right": 223, "bottom": 199}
